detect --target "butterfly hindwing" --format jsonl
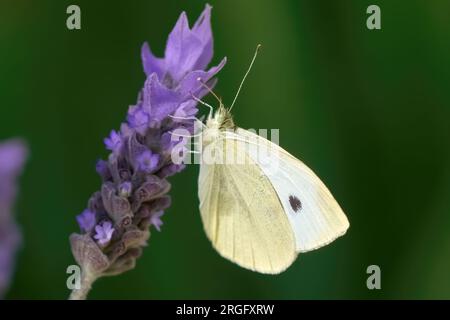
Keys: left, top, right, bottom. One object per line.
{"left": 225, "top": 129, "right": 349, "bottom": 252}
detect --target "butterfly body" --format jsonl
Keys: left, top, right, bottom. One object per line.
{"left": 202, "top": 105, "right": 235, "bottom": 146}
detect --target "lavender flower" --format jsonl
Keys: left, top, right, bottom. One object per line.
{"left": 76, "top": 209, "right": 96, "bottom": 233}
{"left": 118, "top": 181, "right": 132, "bottom": 198}
{"left": 0, "top": 139, "right": 28, "bottom": 298}
{"left": 150, "top": 211, "right": 164, "bottom": 232}
{"left": 104, "top": 130, "right": 123, "bottom": 155}
{"left": 136, "top": 150, "right": 159, "bottom": 173}
{"left": 94, "top": 222, "right": 114, "bottom": 247}
{"left": 69, "top": 4, "right": 225, "bottom": 299}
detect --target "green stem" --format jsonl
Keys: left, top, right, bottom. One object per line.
{"left": 69, "top": 271, "right": 97, "bottom": 300}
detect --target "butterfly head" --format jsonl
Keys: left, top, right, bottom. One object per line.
{"left": 201, "top": 103, "right": 235, "bottom": 146}
{"left": 207, "top": 103, "right": 235, "bottom": 130}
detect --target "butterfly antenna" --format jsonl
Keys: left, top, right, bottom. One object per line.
{"left": 190, "top": 93, "right": 214, "bottom": 118}
{"left": 229, "top": 44, "right": 261, "bottom": 111}
{"left": 197, "top": 78, "right": 222, "bottom": 104}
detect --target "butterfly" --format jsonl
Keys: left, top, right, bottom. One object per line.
{"left": 189, "top": 45, "right": 349, "bottom": 274}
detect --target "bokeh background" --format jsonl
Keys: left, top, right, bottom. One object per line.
{"left": 1, "top": 0, "right": 450, "bottom": 299}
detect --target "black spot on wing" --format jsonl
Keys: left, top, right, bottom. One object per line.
{"left": 289, "top": 195, "right": 302, "bottom": 213}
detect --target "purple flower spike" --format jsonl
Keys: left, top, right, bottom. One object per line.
{"left": 0, "top": 139, "right": 27, "bottom": 298}
{"left": 76, "top": 209, "right": 96, "bottom": 232}
{"left": 94, "top": 221, "right": 114, "bottom": 246}
{"left": 70, "top": 4, "right": 225, "bottom": 298}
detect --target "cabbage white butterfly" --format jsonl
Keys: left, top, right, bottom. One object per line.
{"left": 193, "top": 45, "right": 349, "bottom": 274}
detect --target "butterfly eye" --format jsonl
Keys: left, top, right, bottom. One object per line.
{"left": 288, "top": 195, "right": 302, "bottom": 213}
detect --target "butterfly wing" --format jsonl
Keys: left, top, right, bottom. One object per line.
{"left": 224, "top": 128, "right": 349, "bottom": 252}
{"left": 198, "top": 136, "right": 297, "bottom": 274}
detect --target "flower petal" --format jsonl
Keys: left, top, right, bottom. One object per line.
{"left": 141, "top": 42, "right": 165, "bottom": 78}
{"left": 143, "top": 74, "right": 181, "bottom": 121}
{"left": 76, "top": 209, "right": 96, "bottom": 232}
{"left": 177, "top": 57, "right": 227, "bottom": 99}
{"left": 192, "top": 4, "right": 213, "bottom": 70}
{"left": 164, "top": 12, "right": 204, "bottom": 82}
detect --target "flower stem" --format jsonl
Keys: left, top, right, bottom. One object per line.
{"left": 69, "top": 271, "right": 97, "bottom": 300}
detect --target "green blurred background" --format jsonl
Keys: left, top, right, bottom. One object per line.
{"left": 1, "top": 0, "right": 450, "bottom": 299}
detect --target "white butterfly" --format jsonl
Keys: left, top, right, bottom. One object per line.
{"left": 188, "top": 46, "right": 349, "bottom": 274}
